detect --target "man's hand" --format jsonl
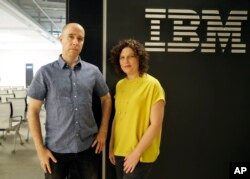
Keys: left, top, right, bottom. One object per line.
{"left": 37, "top": 147, "right": 57, "bottom": 174}
{"left": 91, "top": 130, "right": 107, "bottom": 154}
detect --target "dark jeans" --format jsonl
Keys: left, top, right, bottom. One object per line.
{"left": 115, "top": 156, "right": 153, "bottom": 179}
{"left": 45, "top": 147, "right": 98, "bottom": 179}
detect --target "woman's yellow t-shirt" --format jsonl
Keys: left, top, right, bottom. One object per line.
{"left": 114, "top": 74, "right": 165, "bottom": 162}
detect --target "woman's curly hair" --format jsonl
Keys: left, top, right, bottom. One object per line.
{"left": 110, "top": 39, "right": 149, "bottom": 76}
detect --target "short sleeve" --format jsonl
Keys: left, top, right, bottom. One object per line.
{"left": 94, "top": 68, "right": 109, "bottom": 97}
{"left": 27, "top": 67, "right": 47, "bottom": 101}
{"left": 152, "top": 80, "right": 165, "bottom": 105}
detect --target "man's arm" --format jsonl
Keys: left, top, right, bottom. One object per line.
{"left": 28, "top": 97, "right": 57, "bottom": 173}
{"left": 91, "top": 92, "right": 112, "bottom": 153}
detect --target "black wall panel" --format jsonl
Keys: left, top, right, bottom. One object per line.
{"left": 68, "top": 0, "right": 250, "bottom": 178}
{"left": 67, "top": 0, "right": 103, "bottom": 69}
{"left": 106, "top": 1, "right": 250, "bottom": 179}
{"left": 67, "top": 1, "right": 103, "bottom": 178}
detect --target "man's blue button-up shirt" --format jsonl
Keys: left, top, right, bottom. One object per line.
{"left": 28, "top": 56, "right": 109, "bottom": 153}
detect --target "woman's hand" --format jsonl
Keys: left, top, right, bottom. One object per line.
{"left": 123, "top": 151, "right": 140, "bottom": 173}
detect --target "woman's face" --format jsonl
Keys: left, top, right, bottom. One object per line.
{"left": 119, "top": 47, "right": 139, "bottom": 78}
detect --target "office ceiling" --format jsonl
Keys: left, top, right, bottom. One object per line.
{"left": 0, "top": 0, "right": 65, "bottom": 49}
{"left": 10, "top": 0, "right": 66, "bottom": 37}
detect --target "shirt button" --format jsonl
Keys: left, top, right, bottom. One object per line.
{"left": 74, "top": 96, "right": 77, "bottom": 98}
{"left": 76, "top": 121, "right": 78, "bottom": 124}
{"left": 73, "top": 83, "right": 76, "bottom": 86}
{"left": 75, "top": 108, "right": 78, "bottom": 111}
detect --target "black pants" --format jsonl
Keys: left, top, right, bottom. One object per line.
{"left": 115, "top": 156, "right": 153, "bottom": 179}
{"left": 45, "top": 148, "right": 98, "bottom": 179}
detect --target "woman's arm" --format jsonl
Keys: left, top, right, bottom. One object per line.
{"left": 123, "top": 99, "right": 165, "bottom": 173}
{"left": 109, "top": 118, "right": 116, "bottom": 165}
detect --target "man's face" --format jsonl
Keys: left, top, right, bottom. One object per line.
{"left": 60, "top": 24, "right": 85, "bottom": 58}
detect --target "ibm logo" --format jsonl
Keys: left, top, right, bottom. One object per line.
{"left": 145, "top": 8, "right": 248, "bottom": 53}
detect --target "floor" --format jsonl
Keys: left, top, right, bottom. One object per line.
{"left": 0, "top": 111, "right": 45, "bottom": 179}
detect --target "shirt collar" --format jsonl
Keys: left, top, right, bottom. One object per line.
{"left": 58, "top": 55, "right": 82, "bottom": 70}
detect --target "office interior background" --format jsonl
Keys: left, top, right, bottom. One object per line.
{"left": 1, "top": 0, "right": 250, "bottom": 179}
{"left": 0, "top": 0, "right": 63, "bottom": 87}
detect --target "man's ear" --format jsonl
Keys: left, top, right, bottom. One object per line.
{"left": 59, "top": 35, "right": 63, "bottom": 43}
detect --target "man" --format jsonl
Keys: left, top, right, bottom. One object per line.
{"left": 28, "top": 23, "right": 112, "bottom": 179}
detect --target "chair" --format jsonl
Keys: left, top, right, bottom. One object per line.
{"left": 6, "top": 97, "right": 29, "bottom": 142}
{"left": 0, "top": 86, "right": 11, "bottom": 90}
{"left": 0, "top": 102, "right": 23, "bottom": 153}
{"left": 0, "top": 90, "right": 8, "bottom": 94}
{"left": 13, "top": 89, "right": 27, "bottom": 98}
{"left": 0, "top": 93, "right": 15, "bottom": 102}
{"left": 11, "top": 86, "right": 25, "bottom": 90}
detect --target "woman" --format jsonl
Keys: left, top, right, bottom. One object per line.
{"left": 109, "top": 39, "right": 166, "bottom": 179}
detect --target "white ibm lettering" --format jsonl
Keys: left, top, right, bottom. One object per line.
{"left": 145, "top": 8, "right": 248, "bottom": 53}
{"left": 145, "top": 8, "right": 166, "bottom": 52}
